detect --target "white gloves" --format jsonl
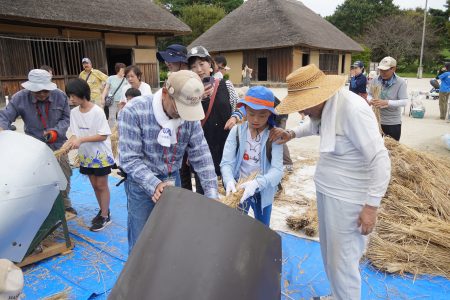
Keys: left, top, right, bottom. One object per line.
{"left": 225, "top": 180, "right": 237, "bottom": 196}
{"left": 239, "top": 179, "right": 259, "bottom": 204}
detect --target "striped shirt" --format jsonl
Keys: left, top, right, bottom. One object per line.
{"left": 118, "top": 94, "right": 218, "bottom": 199}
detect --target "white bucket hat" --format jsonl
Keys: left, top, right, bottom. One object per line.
{"left": 0, "top": 259, "right": 23, "bottom": 300}
{"left": 21, "top": 69, "right": 57, "bottom": 92}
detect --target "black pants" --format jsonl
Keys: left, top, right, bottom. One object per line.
{"left": 180, "top": 153, "right": 193, "bottom": 191}
{"left": 381, "top": 124, "right": 401, "bottom": 141}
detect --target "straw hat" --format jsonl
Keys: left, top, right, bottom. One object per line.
{"left": 276, "top": 64, "right": 346, "bottom": 114}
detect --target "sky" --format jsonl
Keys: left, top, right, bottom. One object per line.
{"left": 300, "top": 0, "right": 448, "bottom": 17}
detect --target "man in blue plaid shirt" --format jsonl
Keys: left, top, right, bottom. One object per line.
{"left": 119, "top": 70, "right": 218, "bottom": 251}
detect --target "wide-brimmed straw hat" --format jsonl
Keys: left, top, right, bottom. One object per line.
{"left": 276, "top": 64, "right": 346, "bottom": 114}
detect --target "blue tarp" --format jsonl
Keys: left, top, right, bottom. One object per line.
{"left": 22, "top": 169, "right": 450, "bottom": 299}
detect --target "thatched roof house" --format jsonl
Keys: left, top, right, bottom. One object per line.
{"left": 0, "top": 0, "right": 190, "bottom": 35}
{"left": 0, "top": 0, "right": 190, "bottom": 101}
{"left": 190, "top": 0, "right": 362, "bottom": 84}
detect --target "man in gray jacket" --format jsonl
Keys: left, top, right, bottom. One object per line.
{"left": 371, "top": 56, "right": 408, "bottom": 141}
{"left": 0, "top": 69, "right": 75, "bottom": 214}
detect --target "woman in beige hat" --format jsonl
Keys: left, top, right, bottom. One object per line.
{"left": 270, "top": 64, "right": 391, "bottom": 300}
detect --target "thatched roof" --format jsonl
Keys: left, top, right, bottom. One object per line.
{"left": 0, "top": 0, "right": 190, "bottom": 36}
{"left": 190, "top": 0, "right": 362, "bottom": 52}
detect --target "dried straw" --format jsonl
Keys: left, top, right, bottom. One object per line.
{"left": 53, "top": 142, "right": 72, "bottom": 159}
{"left": 367, "top": 138, "right": 450, "bottom": 278}
{"left": 53, "top": 141, "right": 80, "bottom": 166}
{"left": 369, "top": 83, "right": 382, "bottom": 133}
{"left": 110, "top": 124, "right": 119, "bottom": 158}
{"left": 221, "top": 172, "right": 258, "bottom": 208}
{"left": 286, "top": 199, "right": 318, "bottom": 237}
{"left": 284, "top": 138, "right": 450, "bottom": 278}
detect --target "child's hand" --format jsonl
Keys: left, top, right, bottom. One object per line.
{"left": 225, "top": 181, "right": 237, "bottom": 196}
{"left": 239, "top": 180, "right": 259, "bottom": 203}
{"left": 68, "top": 137, "right": 82, "bottom": 150}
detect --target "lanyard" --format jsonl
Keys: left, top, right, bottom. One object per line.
{"left": 163, "top": 127, "right": 181, "bottom": 175}
{"left": 35, "top": 101, "right": 50, "bottom": 129}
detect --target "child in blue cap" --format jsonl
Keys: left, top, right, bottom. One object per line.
{"left": 220, "top": 86, "right": 283, "bottom": 226}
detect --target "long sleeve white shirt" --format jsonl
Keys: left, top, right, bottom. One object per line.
{"left": 292, "top": 89, "right": 391, "bottom": 207}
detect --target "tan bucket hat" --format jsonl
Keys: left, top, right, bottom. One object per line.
{"left": 276, "top": 64, "right": 347, "bottom": 114}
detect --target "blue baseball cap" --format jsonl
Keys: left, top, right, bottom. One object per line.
{"left": 237, "top": 86, "right": 276, "bottom": 114}
{"left": 157, "top": 44, "right": 188, "bottom": 64}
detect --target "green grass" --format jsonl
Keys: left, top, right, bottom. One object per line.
{"left": 396, "top": 72, "right": 435, "bottom": 78}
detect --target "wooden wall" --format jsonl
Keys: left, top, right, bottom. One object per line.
{"left": 136, "top": 63, "right": 158, "bottom": 88}
{"left": 242, "top": 47, "right": 293, "bottom": 82}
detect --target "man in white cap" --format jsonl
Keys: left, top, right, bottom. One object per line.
{"left": 269, "top": 64, "right": 391, "bottom": 300}
{"left": 79, "top": 58, "right": 108, "bottom": 106}
{"left": 118, "top": 70, "right": 218, "bottom": 252}
{"left": 0, "top": 259, "right": 23, "bottom": 300}
{"left": 0, "top": 69, "right": 75, "bottom": 214}
{"left": 371, "top": 56, "right": 408, "bottom": 141}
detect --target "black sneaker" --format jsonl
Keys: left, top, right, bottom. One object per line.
{"left": 92, "top": 210, "right": 110, "bottom": 224}
{"left": 90, "top": 215, "right": 111, "bottom": 232}
{"left": 65, "top": 207, "right": 78, "bottom": 215}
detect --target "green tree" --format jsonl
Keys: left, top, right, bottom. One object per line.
{"left": 180, "top": 4, "right": 225, "bottom": 45}
{"left": 363, "top": 12, "right": 440, "bottom": 71}
{"left": 326, "top": 0, "right": 400, "bottom": 38}
{"left": 156, "top": 0, "right": 243, "bottom": 15}
{"left": 351, "top": 45, "right": 372, "bottom": 70}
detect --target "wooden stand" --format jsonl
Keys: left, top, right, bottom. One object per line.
{"left": 17, "top": 193, "right": 74, "bottom": 267}
{"left": 17, "top": 238, "right": 74, "bottom": 267}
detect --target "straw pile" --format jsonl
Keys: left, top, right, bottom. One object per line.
{"left": 284, "top": 138, "right": 450, "bottom": 278}
{"left": 110, "top": 124, "right": 119, "bottom": 158}
{"left": 366, "top": 138, "right": 450, "bottom": 278}
{"left": 221, "top": 172, "right": 258, "bottom": 209}
{"left": 286, "top": 199, "right": 318, "bottom": 237}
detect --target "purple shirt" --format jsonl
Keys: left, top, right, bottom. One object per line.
{"left": 0, "top": 89, "right": 70, "bottom": 150}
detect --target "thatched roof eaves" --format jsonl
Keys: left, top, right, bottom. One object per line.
{"left": 189, "top": 0, "right": 362, "bottom": 52}
{"left": 0, "top": 0, "right": 191, "bottom": 35}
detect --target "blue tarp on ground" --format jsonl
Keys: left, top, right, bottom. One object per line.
{"left": 22, "top": 169, "right": 450, "bottom": 299}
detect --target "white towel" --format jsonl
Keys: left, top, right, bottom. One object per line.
{"left": 319, "top": 90, "right": 339, "bottom": 153}
{"left": 152, "top": 89, "right": 184, "bottom": 147}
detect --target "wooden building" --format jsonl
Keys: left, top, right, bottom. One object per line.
{"left": 189, "top": 0, "right": 362, "bottom": 84}
{"left": 0, "top": 0, "right": 190, "bottom": 103}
